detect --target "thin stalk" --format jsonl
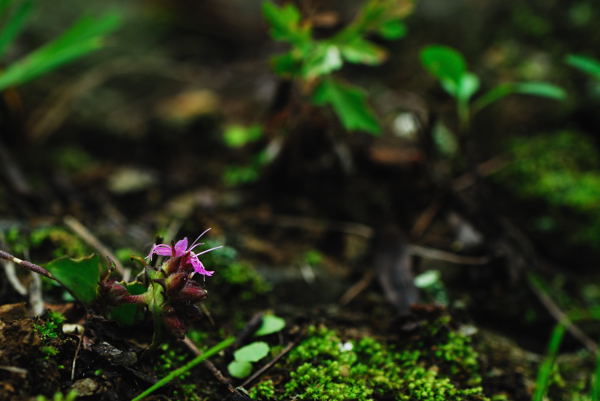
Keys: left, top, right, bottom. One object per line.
{"left": 131, "top": 336, "right": 235, "bottom": 401}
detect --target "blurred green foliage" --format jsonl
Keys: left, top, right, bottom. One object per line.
{"left": 263, "top": 0, "right": 411, "bottom": 134}
{"left": 0, "top": 0, "right": 120, "bottom": 90}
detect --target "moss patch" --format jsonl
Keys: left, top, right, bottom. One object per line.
{"left": 252, "top": 317, "right": 489, "bottom": 401}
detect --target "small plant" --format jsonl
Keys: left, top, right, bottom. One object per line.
{"left": 263, "top": 0, "right": 412, "bottom": 135}
{"left": 420, "top": 44, "right": 565, "bottom": 134}
{"left": 227, "top": 314, "right": 286, "bottom": 379}
{"left": 0, "top": 0, "right": 120, "bottom": 91}
{"left": 0, "top": 229, "right": 222, "bottom": 340}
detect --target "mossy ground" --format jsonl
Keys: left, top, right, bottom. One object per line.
{"left": 249, "top": 313, "right": 489, "bottom": 401}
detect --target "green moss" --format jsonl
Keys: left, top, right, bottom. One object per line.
{"left": 34, "top": 311, "right": 66, "bottom": 340}
{"left": 261, "top": 322, "right": 488, "bottom": 401}
{"left": 498, "top": 131, "right": 600, "bottom": 246}
{"left": 249, "top": 379, "right": 277, "bottom": 400}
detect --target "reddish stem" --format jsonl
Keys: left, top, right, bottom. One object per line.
{"left": 0, "top": 249, "right": 55, "bottom": 280}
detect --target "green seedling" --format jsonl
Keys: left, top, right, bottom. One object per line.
{"left": 420, "top": 44, "right": 565, "bottom": 134}
{"left": 0, "top": 0, "right": 121, "bottom": 91}
{"left": 228, "top": 314, "right": 286, "bottom": 379}
{"left": 264, "top": 0, "right": 412, "bottom": 135}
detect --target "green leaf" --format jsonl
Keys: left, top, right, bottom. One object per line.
{"left": 340, "top": 37, "right": 386, "bottom": 66}
{"left": 262, "top": 1, "right": 309, "bottom": 46}
{"left": 473, "top": 81, "right": 566, "bottom": 112}
{"left": 45, "top": 254, "right": 102, "bottom": 304}
{"left": 456, "top": 72, "right": 480, "bottom": 102}
{"left": 255, "top": 314, "right": 286, "bottom": 336}
{"left": 420, "top": 45, "right": 467, "bottom": 86}
{"left": 566, "top": 54, "right": 600, "bottom": 80}
{"left": 271, "top": 51, "right": 300, "bottom": 76}
{"left": 234, "top": 341, "right": 270, "bottom": 363}
{"left": 0, "top": 11, "right": 121, "bottom": 91}
{"left": 108, "top": 282, "right": 147, "bottom": 326}
{"left": 512, "top": 82, "right": 566, "bottom": 99}
{"left": 302, "top": 43, "right": 343, "bottom": 79}
{"left": 223, "top": 124, "right": 263, "bottom": 148}
{"left": 414, "top": 270, "right": 441, "bottom": 288}
{"left": 227, "top": 360, "right": 253, "bottom": 379}
{"left": 432, "top": 121, "right": 458, "bottom": 157}
{"left": 0, "top": 0, "right": 33, "bottom": 59}
{"left": 312, "top": 77, "right": 380, "bottom": 134}
{"left": 377, "top": 19, "right": 407, "bottom": 40}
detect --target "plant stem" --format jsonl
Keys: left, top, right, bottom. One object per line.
{"left": 0, "top": 249, "right": 55, "bottom": 280}
{"left": 131, "top": 336, "right": 235, "bottom": 401}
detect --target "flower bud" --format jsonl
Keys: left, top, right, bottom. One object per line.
{"left": 173, "top": 283, "right": 207, "bottom": 303}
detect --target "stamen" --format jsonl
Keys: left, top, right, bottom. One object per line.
{"left": 189, "top": 228, "right": 211, "bottom": 250}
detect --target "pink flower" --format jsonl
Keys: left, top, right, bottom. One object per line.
{"left": 147, "top": 229, "right": 221, "bottom": 276}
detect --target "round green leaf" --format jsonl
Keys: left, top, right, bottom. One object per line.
{"left": 234, "top": 341, "right": 270, "bottom": 363}
{"left": 255, "top": 315, "right": 286, "bottom": 337}
{"left": 228, "top": 360, "right": 253, "bottom": 379}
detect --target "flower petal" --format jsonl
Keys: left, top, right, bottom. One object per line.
{"left": 147, "top": 244, "right": 173, "bottom": 259}
{"left": 190, "top": 255, "right": 214, "bottom": 276}
{"left": 174, "top": 238, "right": 189, "bottom": 257}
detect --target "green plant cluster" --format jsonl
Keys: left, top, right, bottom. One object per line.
{"left": 34, "top": 311, "right": 66, "bottom": 341}
{"left": 35, "top": 391, "right": 78, "bottom": 401}
{"left": 268, "top": 324, "right": 488, "bottom": 401}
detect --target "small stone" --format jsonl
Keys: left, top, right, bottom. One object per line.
{"left": 71, "top": 378, "right": 99, "bottom": 396}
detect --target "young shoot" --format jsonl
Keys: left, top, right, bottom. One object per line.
{"left": 420, "top": 44, "right": 566, "bottom": 134}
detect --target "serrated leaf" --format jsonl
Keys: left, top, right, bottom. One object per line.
{"left": 377, "top": 19, "right": 407, "bottom": 40}
{"left": 302, "top": 43, "right": 343, "bottom": 79}
{"left": 312, "top": 77, "right": 380, "bottom": 134}
{"left": 108, "top": 282, "right": 147, "bottom": 326}
{"left": 420, "top": 45, "right": 466, "bottom": 86}
{"left": 566, "top": 54, "right": 600, "bottom": 80}
{"left": 262, "top": 1, "right": 310, "bottom": 46}
{"left": 45, "top": 254, "right": 102, "bottom": 304}
{"left": 255, "top": 314, "right": 285, "bottom": 336}
{"left": 234, "top": 341, "right": 270, "bottom": 363}
{"left": 340, "top": 37, "right": 386, "bottom": 66}
{"left": 227, "top": 360, "right": 253, "bottom": 379}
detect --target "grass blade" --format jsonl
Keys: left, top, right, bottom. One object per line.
{"left": 532, "top": 323, "right": 566, "bottom": 401}
{"left": 131, "top": 336, "right": 235, "bottom": 401}
{"left": 0, "top": 11, "right": 120, "bottom": 90}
